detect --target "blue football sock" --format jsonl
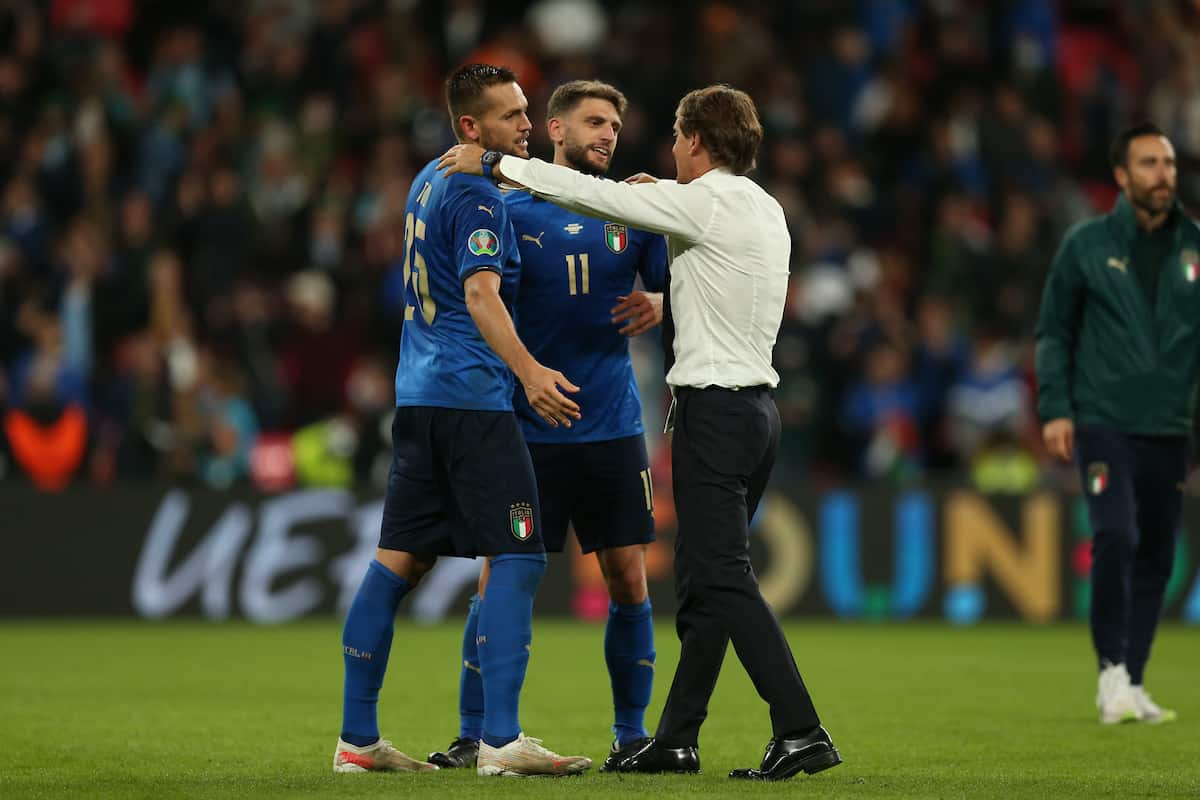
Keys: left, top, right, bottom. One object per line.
{"left": 477, "top": 552, "right": 546, "bottom": 748}
{"left": 606, "top": 599, "right": 655, "bottom": 746}
{"left": 459, "top": 593, "right": 484, "bottom": 741}
{"left": 340, "top": 560, "right": 409, "bottom": 747}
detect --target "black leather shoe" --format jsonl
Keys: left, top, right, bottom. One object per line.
{"left": 600, "top": 737, "right": 653, "bottom": 771}
{"left": 601, "top": 737, "right": 699, "bottom": 774}
{"left": 729, "top": 726, "right": 841, "bottom": 781}
{"left": 428, "top": 736, "right": 479, "bottom": 768}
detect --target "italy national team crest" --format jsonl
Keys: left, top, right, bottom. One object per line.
{"left": 1182, "top": 249, "right": 1199, "bottom": 283}
{"left": 468, "top": 228, "right": 500, "bottom": 256}
{"left": 509, "top": 502, "right": 534, "bottom": 541}
{"left": 1087, "top": 462, "right": 1108, "bottom": 495}
{"left": 604, "top": 223, "right": 628, "bottom": 254}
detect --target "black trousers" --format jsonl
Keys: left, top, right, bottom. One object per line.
{"left": 1075, "top": 424, "right": 1187, "bottom": 685}
{"left": 655, "top": 386, "right": 820, "bottom": 747}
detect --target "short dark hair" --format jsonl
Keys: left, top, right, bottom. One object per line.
{"left": 547, "top": 80, "right": 628, "bottom": 120}
{"left": 445, "top": 63, "right": 517, "bottom": 139}
{"left": 675, "top": 84, "right": 763, "bottom": 175}
{"left": 1110, "top": 122, "right": 1167, "bottom": 168}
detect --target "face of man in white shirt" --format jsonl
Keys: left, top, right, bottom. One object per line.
{"left": 549, "top": 97, "right": 622, "bottom": 176}
{"left": 671, "top": 117, "right": 705, "bottom": 184}
{"left": 459, "top": 81, "right": 533, "bottom": 158}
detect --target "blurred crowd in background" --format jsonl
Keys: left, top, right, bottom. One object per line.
{"left": 2, "top": 0, "right": 1200, "bottom": 494}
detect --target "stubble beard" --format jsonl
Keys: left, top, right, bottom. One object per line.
{"left": 563, "top": 140, "right": 610, "bottom": 177}
{"left": 1130, "top": 180, "right": 1175, "bottom": 216}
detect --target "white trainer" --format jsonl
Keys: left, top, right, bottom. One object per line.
{"left": 333, "top": 738, "right": 439, "bottom": 773}
{"left": 1096, "top": 663, "right": 1139, "bottom": 725}
{"left": 476, "top": 732, "right": 592, "bottom": 777}
{"left": 1130, "top": 686, "right": 1177, "bottom": 724}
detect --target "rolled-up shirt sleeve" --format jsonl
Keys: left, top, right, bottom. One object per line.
{"left": 499, "top": 155, "right": 712, "bottom": 242}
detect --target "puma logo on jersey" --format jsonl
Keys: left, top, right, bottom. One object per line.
{"left": 522, "top": 231, "right": 545, "bottom": 248}
{"left": 478, "top": 204, "right": 496, "bottom": 217}
{"left": 1107, "top": 257, "right": 1128, "bottom": 273}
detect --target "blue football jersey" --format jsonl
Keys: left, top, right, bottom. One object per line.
{"left": 393, "top": 158, "right": 521, "bottom": 411}
{"left": 506, "top": 191, "right": 668, "bottom": 443}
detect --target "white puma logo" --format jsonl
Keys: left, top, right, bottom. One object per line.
{"left": 478, "top": 204, "right": 496, "bottom": 217}
{"left": 522, "top": 231, "right": 545, "bottom": 248}
{"left": 1107, "top": 257, "right": 1128, "bottom": 273}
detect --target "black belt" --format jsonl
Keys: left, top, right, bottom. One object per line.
{"left": 675, "top": 384, "right": 772, "bottom": 397}
{"left": 665, "top": 385, "right": 773, "bottom": 433}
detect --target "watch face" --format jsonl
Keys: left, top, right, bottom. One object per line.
{"left": 483, "top": 151, "right": 501, "bottom": 165}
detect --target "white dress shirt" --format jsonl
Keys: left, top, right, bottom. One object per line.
{"left": 499, "top": 156, "right": 789, "bottom": 389}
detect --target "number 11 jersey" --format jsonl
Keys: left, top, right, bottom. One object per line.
{"left": 506, "top": 191, "right": 667, "bottom": 443}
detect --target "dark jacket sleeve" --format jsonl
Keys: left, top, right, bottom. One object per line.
{"left": 1034, "top": 232, "right": 1084, "bottom": 423}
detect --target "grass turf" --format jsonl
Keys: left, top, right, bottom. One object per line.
{"left": 1, "top": 620, "right": 1197, "bottom": 799}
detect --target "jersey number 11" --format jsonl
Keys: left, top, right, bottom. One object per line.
{"left": 565, "top": 253, "right": 590, "bottom": 295}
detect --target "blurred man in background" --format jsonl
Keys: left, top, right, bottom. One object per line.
{"left": 429, "top": 79, "right": 666, "bottom": 771}
{"left": 1036, "top": 122, "right": 1199, "bottom": 725}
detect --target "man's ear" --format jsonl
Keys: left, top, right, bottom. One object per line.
{"left": 459, "top": 115, "right": 481, "bottom": 143}
{"left": 547, "top": 117, "right": 564, "bottom": 147}
{"left": 687, "top": 131, "right": 703, "bottom": 157}
{"left": 1112, "top": 165, "right": 1128, "bottom": 192}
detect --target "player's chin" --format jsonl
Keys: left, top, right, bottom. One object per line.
{"left": 512, "top": 140, "right": 530, "bottom": 158}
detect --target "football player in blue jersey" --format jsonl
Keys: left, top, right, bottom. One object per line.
{"left": 334, "top": 64, "right": 591, "bottom": 778}
{"left": 429, "top": 80, "right": 668, "bottom": 773}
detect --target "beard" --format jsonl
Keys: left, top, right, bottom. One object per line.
{"left": 563, "top": 140, "right": 610, "bottom": 176}
{"left": 1129, "top": 181, "right": 1175, "bottom": 215}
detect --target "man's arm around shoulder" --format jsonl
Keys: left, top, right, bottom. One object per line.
{"left": 438, "top": 144, "right": 712, "bottom": 242}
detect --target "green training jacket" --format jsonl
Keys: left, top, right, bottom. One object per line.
{"left": 1035, "top": 194, "right": 1200, "bottom": 435}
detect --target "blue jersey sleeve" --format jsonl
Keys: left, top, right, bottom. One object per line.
{"left": 638, "top": 233, "right": 668, "bottom": 292}
{"left": 449, "top": 185, "right": 509, "bottom": 283}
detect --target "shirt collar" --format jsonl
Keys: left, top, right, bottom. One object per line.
{"left": 693, "top": 167, "right": 734, "bottom": 183}
{"left": 1112, "top": 192, "right": 1183, "bottom": 243}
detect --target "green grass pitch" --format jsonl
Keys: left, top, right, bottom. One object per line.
{"left": 2, "top": 620, "right": 1198, "bottom": 799}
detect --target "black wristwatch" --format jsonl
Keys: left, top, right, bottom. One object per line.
{"left": 481, "top": 150, "right": 503, "bottom": 181}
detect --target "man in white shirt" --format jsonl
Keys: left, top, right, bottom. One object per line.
{"left": 439, "top": 84, "right": 841, "bottom": 782}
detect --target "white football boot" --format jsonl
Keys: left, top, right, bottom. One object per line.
{"left": 476, "top": 732, "right": 592, "bottom": 777}
{"left": 333, "top": 737, "right": 439, "bottom": 773}
{"left": 1130, "top": 686, "right": 1177, "bottom": 724}
{"left": 1096, "top": 663, "right": 1139, "bottom": 725}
